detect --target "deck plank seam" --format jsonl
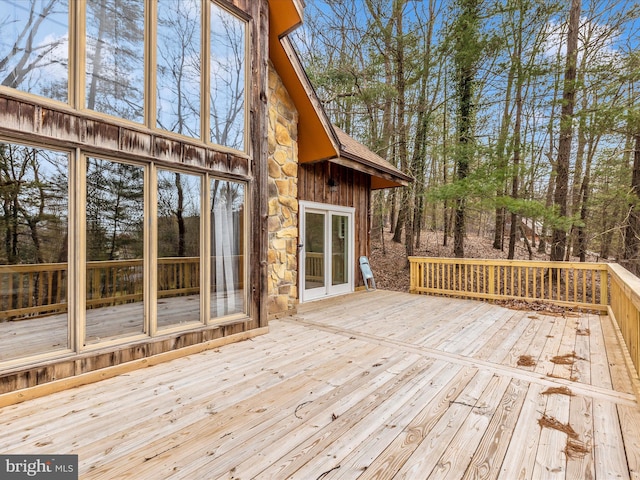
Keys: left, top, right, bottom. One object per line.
{"left": 281, "top": 317, "right": 638, "bottom": 407}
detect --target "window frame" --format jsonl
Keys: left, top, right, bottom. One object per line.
{"left": 207, "top": 0, "right": 250, "bottom": 153}
{"left": 81, "top": 153, "right": 149, "bottom": 350}
{"left": 0, "top": 0, "right": 255, "bottom": 369}
{"left": 153, "top": 165, "right": 207, "bottom": 334}
{"left": 207, "top": 174, "right": 249, "bottom": 322}
{"left": 0, "top": 1, "right": 250, "bottom": 155}
{"left": 0, "top": 138, "right": 76, "bottom": 367}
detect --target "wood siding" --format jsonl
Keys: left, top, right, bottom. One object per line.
{"left": 299, "top": 162, "right": 371, "bottom": 288}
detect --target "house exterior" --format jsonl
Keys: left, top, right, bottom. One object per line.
{"left": 0, "top": 0, "right": 408, "bottom": 397}
{"left": 267, "top": 26, "right": 410, "bottom": 316}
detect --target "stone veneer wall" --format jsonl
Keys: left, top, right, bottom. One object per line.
{"left": 267, "top": 63, "right": 299, "bottom": 318}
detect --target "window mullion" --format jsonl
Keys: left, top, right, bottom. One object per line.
{"left": 147, "top": 0, "right": 157, "bottom": 129}
{"left": 202, "top": 0, "right": 210, "bottom": 144}
{"left": 71, "top": 148, "right": 86, "bottom": 352}
{"left": 147, "top": 163, "right": 157, "bottom": 337}
{"left": 202, "top": 173, "right": 211, "bottom": 324}
{"left": 76, "top": 0, "right": 87, "bottom": 110}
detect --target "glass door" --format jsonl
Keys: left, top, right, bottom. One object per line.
{"left": 300, "top": 202, "right": 354, "bottom": 302}
{"left": 304, "top": 212, "right": 326, "bottom": 295}
{"left": 330, "top": 213, "right": 349, "bottom": 290}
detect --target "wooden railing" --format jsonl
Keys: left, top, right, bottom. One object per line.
{"left": 409, "top": 257, "right": 609, "bottom": 310}
{"left": 607, "top": 263, "right": 640, "bottom": 377}
{"left": 305, "top": 252, "right": 347, "bottom": 284}
{"left": 0, "top": 262, "right": 68, "bottom": 320}
{"left": 409, "top": 257, "right": 640, "bottom": 378}
{"left": 1, "top": 257, "right": 202, "bottom": 320}
{"left": 86, "top": 257, "right": 201, "bottom": 309}
{"left": 305, "top": 252, "right": 324, "bottom": 283}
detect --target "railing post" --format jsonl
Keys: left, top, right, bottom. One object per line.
{"left": 600, "top": 269, "right": 608, "bottom": 306}
{"left": 409, "top": 259, "right": 415, "bottom": 293}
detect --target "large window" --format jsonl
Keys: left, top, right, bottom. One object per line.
{"left": 0, "top": 139, "right": 248, "bottom": 363}
{"left": 0, "top": 143, "right": 69, "bottom": 361}
{"left": 157, "top": 169, "right": 202, "bottom": 330}
{"left": 85, "top": 0, "right": 145, "bottom": 121}
{"left": 86, "top": 157, "right": 145, "bottom": 344}
{"left": 210, "top": 2, "right": 246, "bottom": 151}
{"left": 0, "top": 1, "right": 252, "bottom": 367}
{"left": 0, "top": 0, "right": 69, "bottom": 102}
{"left": 157, "top": 0, "right": 202, "bottom": 138}
{"left": 0, "top": 0, "right": 248, "bottom": 153}
{"left": 211, "top": 179, "right": 244, "bottom": 317}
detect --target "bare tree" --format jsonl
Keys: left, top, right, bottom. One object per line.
{"left": 550, "top": 0, "right": 581, "bottom": 262}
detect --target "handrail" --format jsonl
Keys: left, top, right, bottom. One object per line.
{"left": 0, "top": 262, "right": 68, "bottom": 320}
{"left": 0, "top": 257, "right": 201, "bottom": 320}
{"left": 409, "top": 257, "right": 608, "bottom": 310}
{"left": 86, "top": 256, "right": 201, "bottom": 308}
{"left": 607, "top": 263, "right": 640, "bottom": 376}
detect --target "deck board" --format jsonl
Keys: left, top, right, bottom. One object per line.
{"left": 0, "top": 290, "right": 638, "bottom": 479}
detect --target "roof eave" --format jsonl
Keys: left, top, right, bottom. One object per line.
{"left": 335, "top": 152, "right": 412, "bottom": 189}
{"left": 268, "top": 0, "right": 305, "bottom": 39}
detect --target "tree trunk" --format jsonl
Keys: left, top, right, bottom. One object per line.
{"left": 175, "top": 173, "right": 186, "bottom": 257}
{"left": 442, "top": 67, "right": 450, "bottom": 247}
{"left": 538, "top": 28, "right": 564, "bottom": 255}
{"left": 388, "top": 188, "right": 397, "bottom": 234}
{"left": 550, "top": 0, "right": 581, "bottom": 262}
{"left": 493, "top": 61, "right": 516, "bottom": 251}
{"left": 453, "top": 0, "right": 481, "bottom": 258}
{"left": 392, "top": 0, "right": 409, "bottom": 245}
{"left": 410, "top": 0, "right": 437, "bottom": 254}
{"left": 624, "top": 134, "right": 640, "bottom": 262}
{"left": 508, "top": 21, "right": 524, "bottom": 260}
{"left": 519, "top": 223, "right": 533, "bottom": 260}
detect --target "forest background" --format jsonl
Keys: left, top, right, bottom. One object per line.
{"left": 293, "top": 0, "right": 640, "bottom": 285}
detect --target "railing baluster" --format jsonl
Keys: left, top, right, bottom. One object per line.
{"left": 509, "top": 265, "right": 513, "bottom": 297}
{"left": 8, "top": 273, "right": 14, "bottom": 311}
{"left": 599, "top": 269, "right": 608, "bottom": 306}
{"left": 408, "top": 257, "right": 612, "bottom": 312}
{"left": 488, "top": 265, "right": 495, "bottom": 297}
{"left": 482, "top": 265, "right": 486, "bottom": 295}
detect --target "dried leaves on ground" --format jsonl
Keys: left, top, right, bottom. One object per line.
{"left": 550, "top": 352, "right": 583, "bottom": 365}
{"left": 517, "top": 355, "right": 536, "bottom": 367}
{"left": 541, "top": 386, "right": 575, "bottom": 396}
{"left": 538, "top": 414, "right": 579, "bottom": 439}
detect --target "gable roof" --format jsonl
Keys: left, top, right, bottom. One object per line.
{"left": 268, "top": 1, "right": 411, "bottom": 189}
{"left": 332, "top": 126, "right": 411, "bottom": 189}
{"left": 268, "top": 2, "right": 340, "bottom": 164}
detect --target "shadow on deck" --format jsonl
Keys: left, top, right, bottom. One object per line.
{"left": 1, "top": 290, "right": 639, "bottom": 479}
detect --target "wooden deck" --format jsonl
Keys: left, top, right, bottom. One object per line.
{"left": 1, "top": 290, "right": 639, "bottom": 479}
